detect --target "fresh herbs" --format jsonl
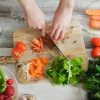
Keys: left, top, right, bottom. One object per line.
{"left": 83, "top": 59, "right": 100, "bottom": 99}
{"left": 46, "top": 56, "right": 84, "bottom": 85}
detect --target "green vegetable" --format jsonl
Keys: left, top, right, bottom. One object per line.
{"left": 46, "top": 56, "right": 84, "bottom": 85}
{"left": 83, "top": 59, "right": 100, "bottom": 99}
{"left": 0, "top": 66, "right": 7, "bottom": 94}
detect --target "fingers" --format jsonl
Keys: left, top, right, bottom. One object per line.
{"left": 26, "top": 18, "right": 46, "bottom": 36}
{"left": 51, "top": 26, "right": 65, "bottom": 41}
{"left": 57, "top": 29, "right": 65, "bottom": 40}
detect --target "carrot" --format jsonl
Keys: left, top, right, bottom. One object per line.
{"left": 90, "top": 15, "right": 100, "bottom": 21}
{"left": 28, "top": 57, "right": 48, "bottom": 79}
{"left": 40, "top": 57, "right": 49, "bottom": 64}
{"left": 89, "top": 20, "right": 100, "bottom": 29}
{"left": 86, "top": 9, "right": 100, "bottom": 16}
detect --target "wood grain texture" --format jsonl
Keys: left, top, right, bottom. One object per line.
{"left": 0, "top": 0, "right": 100, "bottom": 48}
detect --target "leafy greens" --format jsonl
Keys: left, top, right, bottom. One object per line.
{"left": 83, "top": 59, "right": 100, "bottom": 100}
{"left": 46, "top": 56, "right": 84, "bottom": 85}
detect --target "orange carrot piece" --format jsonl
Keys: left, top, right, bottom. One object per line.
{"left": 40, "top": 58, "right": 49, "bottom": 65}
{"left": 85, "top": 9, "right": 100, "bottom": 15}
{"left": 89, "top": 20, "right": 100, "bottom": 29}
{"left": 90, "top": 15, "right": 100, "bottom": 21}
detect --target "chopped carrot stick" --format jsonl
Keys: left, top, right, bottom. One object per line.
{"left": 89, "top": 20, "right": 100, "bottom": 29}
{"left": 86, "top": 9, "right": 100, "bottom": 15}
{"left": 90, "top": 15, "right": 100, "bottom": 21}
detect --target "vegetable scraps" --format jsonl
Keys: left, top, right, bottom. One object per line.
{"left": 46, "top": 56, "right": 84, "bottom": 85}
{"left": 0, "top": 66, "right": 7, "bottom": 94}
{"left": 28, "top": 57, "right": 49, "bottom": 79}
{"left": 83, "top": 59, "right": 100, "bottom": 99}
{"left": 31, "top": 37, "right": 44, "bottom": 53}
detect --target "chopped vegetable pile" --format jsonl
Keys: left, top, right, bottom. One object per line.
{"left": 83, "top": 59, "right": 100, "bottom": 100}
{"left": 46, "top": 56, "right": 84, "bottom": 85}
{"left": 28, "top": 57, "right": 49, "bottom": 79}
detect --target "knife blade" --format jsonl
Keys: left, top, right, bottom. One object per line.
{"left": 46, "top": 34, "right": 66, "bottom": 58}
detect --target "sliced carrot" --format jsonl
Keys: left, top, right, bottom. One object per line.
{"left": 40, "top": 58, "right": 49, "bottom": 64}
{"left": 85, "top": 9, "right": 100, "bottom": 16}
{"left": 89, "top": 20, "right": 100, "bottom": 29}
{"left": 90, "top": 15, "right": 100, "bottom": 21}
{"left": 28, "top": 57, "right": 48, "bottom": 79}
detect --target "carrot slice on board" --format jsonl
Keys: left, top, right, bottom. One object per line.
{"left": 86, "top": 9, "right": 100, "bottom": 15}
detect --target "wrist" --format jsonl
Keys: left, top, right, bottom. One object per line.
{"left": 59, "top": 0, "right": 74, "bottom": 10}
{"left": 19, "top": 0, "right": 36, "bottom": 11}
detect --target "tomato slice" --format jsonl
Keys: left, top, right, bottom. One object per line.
{"left": 11, "top": 48, "right": 22, "bottom": 60}
{"left": 15, "top": 42, "right": 26, "bottom": 52}
{"left": 32, "top": 38, "right": 41, "bottom": 48}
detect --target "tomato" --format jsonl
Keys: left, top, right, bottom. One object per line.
{"left": 11, "top": 48, "right": 22, "bottom": 59}
{"left": 91, "top": 37, "right": 100, "bottom": 47}
{"left": 15, "top": 42, "right": 26, "bottom": 52}
{"left": 91, "top": 47, "right": 100, "bottom": 58}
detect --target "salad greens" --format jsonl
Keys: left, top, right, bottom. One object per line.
{"left": 83, "top": 59, "right": 100, "bottom": 100}
{"left": 46, "top": 56, "right": 84, "bottom": 85}
{"left": 0, "top": 66, "right": 7, "bottom": 94}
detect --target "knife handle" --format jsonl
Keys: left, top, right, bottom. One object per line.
{"left": 0, "top": 56, "right": 17, "bottom": 64}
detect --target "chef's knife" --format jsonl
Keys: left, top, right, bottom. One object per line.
{"left": 46, "top": 34, "right": 67, "bottom": 58}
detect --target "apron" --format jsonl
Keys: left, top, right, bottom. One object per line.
{"left": 36, "top": 0, "right": 100, "bottom": 21}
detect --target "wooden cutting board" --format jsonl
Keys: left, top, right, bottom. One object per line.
{"left": 13, "top": 19, "right": 88, "bottom": 70}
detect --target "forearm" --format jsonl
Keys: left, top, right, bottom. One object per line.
{"left": 59, "top": 0, "right": 75, "bottom": 10}
{"left": 18, "top": 0, "right": 37, "bottom": 10}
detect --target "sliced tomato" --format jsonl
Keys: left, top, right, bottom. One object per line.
{"left": 11, "top": 48, "right": 22, "bottom": 59}
{"left": 32, "top": 47, "right": 42, "bottom": 52}
{"left": 39, "top": 38, "right": 43, "bottom": 49}
{"left": 15, "top": 42, "right": 26, "bottom": 52}
{"left": 32, "top": 38, "right": 41, "bottom": 47}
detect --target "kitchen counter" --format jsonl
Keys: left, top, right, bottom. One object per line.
{"left": 0, "top": 0, "right": 100, "bottom": 100}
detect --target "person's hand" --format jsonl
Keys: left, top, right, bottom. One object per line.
{"left": 19, "top": 0, "right": 46, "bottom": 36}
{"left": 50, "top": 6, "right": 73, "bottom": 41}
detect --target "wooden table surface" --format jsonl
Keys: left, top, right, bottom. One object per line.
{"left": 0, "top": 0, "right": 100, "bottom": 100}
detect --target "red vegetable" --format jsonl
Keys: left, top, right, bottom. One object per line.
{"left": 91, "top": 37, "right": 100, "bottom": 47}
{"left": 91, "top": 47, "right": 100, "bottom": 58}
{"left": 0, "top": 94, "right": 5, "bottom": 100}
{"left": 31, "top": 37, "right": 44, "bottom": 52}
{"left": 11, "top": 48, "right": 22, "bottom": 60}
{"left": 6, "top": 79, "right": 14, "bottom": 85}
{"left": 5, "top": 86, "right": 15, "bottom": 96}
{"left": 4, "top": 97, "right": 12, "bottom": 100}
{"left": 15, "top": 42, "right": 26, "bottom": 52}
